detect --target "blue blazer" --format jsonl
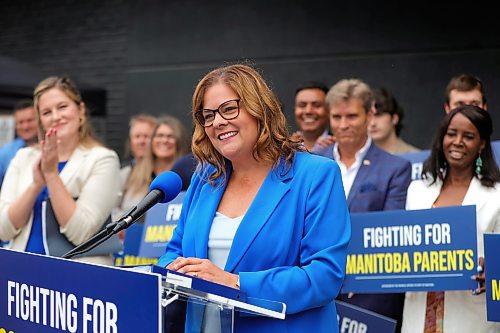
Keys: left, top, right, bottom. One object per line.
{"left": 158, "top": 152, "right": 351, "bottom": 333}
{"left": 316, "top": 142, "right": 411, "bottom": 331}
{"left": 316, "top": 142, "right": 411, "bottom": 213}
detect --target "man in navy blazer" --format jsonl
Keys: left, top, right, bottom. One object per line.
{"left": 316, "top": 78, "right": 411, "bottom": 332}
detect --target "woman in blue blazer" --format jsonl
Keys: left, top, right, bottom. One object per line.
{"left": 158, "top": 64, "right": 351, "bottom": 333}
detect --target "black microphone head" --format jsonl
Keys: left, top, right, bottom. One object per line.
{"left": 149, "top": 171, "right": 183, "bottom": 203}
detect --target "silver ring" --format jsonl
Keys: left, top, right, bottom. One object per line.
{"left": 193, "top": 272, "right": 198, "bottom": 278}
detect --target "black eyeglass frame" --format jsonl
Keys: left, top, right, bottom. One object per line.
{"left": 195, "top": 99, "right": 241, "bottom": 127}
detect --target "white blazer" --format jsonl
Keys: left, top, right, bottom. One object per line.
{"left": 402, "top": 177, "right": 500, "bottom": 333}
{"left": 0, "top": 145, "right": 121, "bottom": 265}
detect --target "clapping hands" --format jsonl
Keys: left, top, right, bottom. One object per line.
{"left": 40, "top": 128, "right": 59, "bottom": 174}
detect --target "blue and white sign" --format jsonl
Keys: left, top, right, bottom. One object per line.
{"left": 342, "top": 206, "right": 478, "bottom": 293}
{"left": 401, "top": 140, "right": 500, "bottom": 181}
{"left": 336, "top": 300, "right": 396, "bottom": 333}
{"left": 139, "top": 191, "right": 185, "bottom": 258}
{"left": 114, "top": 191, "right": 186, "bottom": 267}
{"left": 113, "top": 223, "right": 159, "bottom": 267}
{"left": 399, "top": 150, "right": 430, "bottom": 181}
{"left": 0, "top": 248, "right": 162, "bottom": 332}
{"left": 484, "top": 233, "right": 500, "bottom": 322}
{"left": 493, "top": 141, "right": 500, "bottom": 164}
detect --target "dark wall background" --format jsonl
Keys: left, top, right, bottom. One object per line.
{"left": 1, "top": 0, "right": 499, "bottom": 160}
{"left": 0, "top": 0, "right": 128, "bottom": 150}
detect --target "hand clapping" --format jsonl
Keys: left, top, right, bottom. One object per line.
{"left": 40, "top": 128, "right": 59, "bottom": 176}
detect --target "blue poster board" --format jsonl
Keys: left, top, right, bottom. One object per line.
{"left": 0, "top": 248, "right": 161, "bottom": 332}
{"left": 114, "top": 191, "right": 186, "bottom": 267}
{"left": 399, "top": 150, "right": 430, "bottom": 181}
{"left": 400, "top": 140, "right": 500, "bottom": 181}
{"left": 342, "top": 206, "right": 478, "bottom": 293}
{"left": 139, "top": 191, "right": 185, "bottom": 258}
{"left": 493, "top": 141, "right": 500, "bottom": 164}
{"left": 336, "top": 300, "right": 396, "bottom": 333}
{"left": 484, "top": 233, "right": 500, "bottom": 322}
{"left": 113, "top": 223, "right": 159, "bottom": 267}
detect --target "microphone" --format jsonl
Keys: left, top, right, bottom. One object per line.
{"left": 112, "top": 171, "right": 183, "bottom": 233}
{"left": 62, "top": 171, "right": 182, "bottom": 259}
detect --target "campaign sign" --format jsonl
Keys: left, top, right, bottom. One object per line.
{"left": 400, "top": 140, "right": 500, "bottom": 181}
{"left": 123, "top": 223, "right": 145, "bottom": 255}
{"left": 0, "top": 248, "right": 161, "bottom": 332}
{"left": 139, "top": 191, "right": 186, "bottom": 258}
{"left": 493, "top": 141, "right": 500, "bottom": 164}
{"left": 113, "top": 223, "right": 159, "bottom": 267}
{"left": 336, "top": 300, "right": 396, "bottom": 333}
{"left": 114, "top": 192, "right": 186, "bottom": 267}
{"left": 342, "top": 205, "right": 478, "bottom": 293}
{"left": 399, "top": 150, "right": 430, "bottom": 181}
{"left": 484, "top": 233, "right": 500, "bottom": 322}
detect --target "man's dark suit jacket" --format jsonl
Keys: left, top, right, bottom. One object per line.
{"left": 316, "top": 142, "right": 412, "bottom": 332}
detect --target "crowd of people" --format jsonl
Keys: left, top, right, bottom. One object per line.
{"left": 0, "top": 67, "right": 498, "bottom": 332}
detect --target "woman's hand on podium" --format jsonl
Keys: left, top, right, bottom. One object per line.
{"left": 167, "top": 256, "right": 240, "bottom": 289}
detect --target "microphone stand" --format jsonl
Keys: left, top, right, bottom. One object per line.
{"left": 62, "top": 185, "right": 172, "bottom": 259}
{"left": 62, "top": 207, "right": 136, "bottom": 259}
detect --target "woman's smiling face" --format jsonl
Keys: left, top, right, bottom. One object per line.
{"left": 442, "top": 113, "right": 485, "bottom": 172}
{"left": 202, "top": 83, "right": 259, "bottom": 163}
{"left": 37, "top": 87, "right": 84, "bottom": 142}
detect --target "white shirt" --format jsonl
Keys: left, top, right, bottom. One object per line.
{"left": 205, "top": 212, "right": 244, "bottom": 333}
{"left": 333, "top": 137, "right": 372, "bottom": 198}
{"left": 207, "top": 212, "right": 244, "bottom": 269}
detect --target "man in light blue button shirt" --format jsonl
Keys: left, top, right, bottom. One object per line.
{"left": 0, "top": 100, "right": 38, "bottom": 188}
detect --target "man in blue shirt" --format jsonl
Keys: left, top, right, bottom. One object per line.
{"left": 0, "top": 100, "right": 38, "bottom": 187}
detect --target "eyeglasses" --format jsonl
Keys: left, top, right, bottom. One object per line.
{"left": 153, "top": 133, "right": 176, "bottom": 141}
{"left": 195, "top": 99, "right": 240, "bottom": 127}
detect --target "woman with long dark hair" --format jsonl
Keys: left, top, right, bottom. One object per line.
{"left": 402, "top": 105, "right": 500, "bottom": 332}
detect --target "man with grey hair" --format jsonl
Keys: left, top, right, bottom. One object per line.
{"left": 316, "top": 78, "right": 411, "bottom": 332}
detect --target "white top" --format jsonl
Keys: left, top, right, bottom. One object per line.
{"left": 0, "top": 146, "right": 121, "bottom": 266}
{"left": 333, "top": 137, "right": 372, "bottom": 197}
{"left": 402, "top": 177, "right": 500, "bottom": 333}
{"left": 204, "top": 212, "right": 244, "bottom": 333}
{"left": 208, "top": 212, "right": 244, "bottom": 269}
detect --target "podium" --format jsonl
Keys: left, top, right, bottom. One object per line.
{"left": 0, "top": 248, "right": 285, "bottom": 332}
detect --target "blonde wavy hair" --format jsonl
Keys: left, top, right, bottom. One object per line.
{"left": 192, "top": 63, "right": 303, "bottom": 184}
{"left": 33, "top": 76, "right": 101, "bottom": 148}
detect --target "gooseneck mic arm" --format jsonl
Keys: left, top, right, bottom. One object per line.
{"left": 111, "top": 189, "right": 164, "bottom": 234}
{"left": 61, "top": 221, "right": 120, "bottom": 259}
{"left": 61, "top": 171, "right": 183, "bottom": 259}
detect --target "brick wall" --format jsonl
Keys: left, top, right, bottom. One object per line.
{"left": 2, "top": 1, "right": 500, "bottom": 153}
{"left": 0, "top": 0, "right": 130, "bottom": 157}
